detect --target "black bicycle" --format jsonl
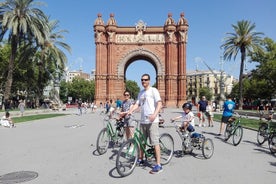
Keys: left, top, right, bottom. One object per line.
{"left": 257, "top": 117, "right": 276, "bottom": 154}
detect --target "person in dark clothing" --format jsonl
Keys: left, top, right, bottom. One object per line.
{"left": 197, "top": 96, "right": 208, "bottom": 127}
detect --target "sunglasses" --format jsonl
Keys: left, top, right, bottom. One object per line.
{"left": 124, "top": 94, "right": 130, "bottom": 96}
{"left": 141, "top": 79, "right": 149, "bottom": 81}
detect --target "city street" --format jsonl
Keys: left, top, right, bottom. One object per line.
{"left": 0, "top": 108, "right": 275, "bottom": 184}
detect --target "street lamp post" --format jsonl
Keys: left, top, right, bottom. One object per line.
{"left": 196, "top": 57, "right": 227, "bottom": 110}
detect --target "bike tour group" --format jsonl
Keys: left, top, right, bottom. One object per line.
{"left": 96, "top": 73, "right": 276, "bottom": 177}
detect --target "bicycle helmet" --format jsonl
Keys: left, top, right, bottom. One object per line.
{"left": 182, "top": 102, "right": 192, "bottom": 110}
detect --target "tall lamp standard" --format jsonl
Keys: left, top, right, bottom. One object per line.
{"left": 195, "top": 57, "right": 227, "bottom": 110}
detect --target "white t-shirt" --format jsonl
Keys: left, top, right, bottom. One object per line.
{"left": 0, "top": 116, "right": 11, "bottom": 127}
{"left": 180, "top": 111, "right": 195, "bottom": 127}
{"left": 206, "top": 105, "right": 213, "bottom": 115}
{"left": 136, "top": 87, "right": 161, "bottom": 124}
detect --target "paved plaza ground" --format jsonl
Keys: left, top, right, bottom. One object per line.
{"left": 0, "top": 107, "right": 275, "bottom": 184}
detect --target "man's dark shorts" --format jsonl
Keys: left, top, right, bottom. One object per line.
{"left": 221, "top": 116, "right": 232, "bottom": 123}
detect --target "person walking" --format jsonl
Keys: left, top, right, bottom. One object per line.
{"left": 18, "top": 100, "right": 25, "bottom": 117}
{"left": 218, "top": 95, "right": 235, "bottom": 136}
{"left": 128, "top": 73, "right": 163, "bottom": 174}
{"left": 77, "top": 100, "right": 83, "bottom": 116}
{"left": 267, "top": 103, "right": 274, "bottom": 119}
{"left": 257, "top": 99, "right": 264, "bottom": 120}
{"left": 197, "top": 96, "right": 208, "bottom": 127}
{"left": 206, "top": 101, "right": 214, "bottom": 127}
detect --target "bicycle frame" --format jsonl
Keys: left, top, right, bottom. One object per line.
{"left": 171, "top": 120, "right": 214, "bottom": 158}
{"left": 229, "top": 117, "right": 241, "bottom": 134}
{"left": 128, "top": 126, "right": 154, "bottom": 158}
{"left": 105, "top": 120, "right": 116, "bottom": 139}
{"left": 96, "top": 117, "right": 125, "bottom": 155}
{"left": 258, "top": 118, "right": 276, "bottom": 143}
{"left": 224, "top": 113, "right": 243, "bottom": 146}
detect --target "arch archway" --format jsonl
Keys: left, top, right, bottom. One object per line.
{"left": 93, "top": 13, "right": 189, "bottom": 107}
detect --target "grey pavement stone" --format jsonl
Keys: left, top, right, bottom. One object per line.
{"left": 0, "top": 107, "right": 275, "bottom": 184}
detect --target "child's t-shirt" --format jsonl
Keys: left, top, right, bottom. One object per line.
{"left": 181, "top": 111, "right": 195, "bottom": 127}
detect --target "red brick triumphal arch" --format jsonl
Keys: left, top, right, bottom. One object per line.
{"left": 93, "top": 13, "right": 189, "bottom": 107}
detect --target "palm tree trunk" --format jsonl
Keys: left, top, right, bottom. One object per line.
{"left": 238, "top": 47, "right": 246, "bottom": 110}
{"left": 3, "top": 36, "right": 18, "bottom": 104}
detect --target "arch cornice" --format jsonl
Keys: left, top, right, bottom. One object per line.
{"left": 117, "top": 48, "right": 164, "bottom": 77}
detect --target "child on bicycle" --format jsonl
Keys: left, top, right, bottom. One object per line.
{"left": 171, "top": 102, "right": 195, "bottom": 134}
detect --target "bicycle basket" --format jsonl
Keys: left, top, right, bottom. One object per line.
{"left": 116, "top": 121, "right": 124, "bottom": 129}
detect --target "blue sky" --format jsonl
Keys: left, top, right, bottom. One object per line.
{"left": 41, "top": 0, "right": 276, "bottom": 88}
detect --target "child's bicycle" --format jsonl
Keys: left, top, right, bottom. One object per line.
{"left": 171, "top": 120, "right": 214, "bottom": 159}
{"left": 115, "top": 116, "right": 174, "bottom": 177}
{"left": 96, "top": 116, "right": 125, "bottom": 155}
{"left": 257, "top": 117, "right": 276, "bottom": 154}
{"left": 224, "top": 113, "right": 243, "bottom": 146}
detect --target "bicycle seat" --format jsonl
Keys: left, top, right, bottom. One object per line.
{"left": 228, "top": 117, "right": 236, "bottom": 123}
{"left": 265, "top": 117, "right": 272, "bottom": 121}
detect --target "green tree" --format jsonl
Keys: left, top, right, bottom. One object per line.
{"left": 125, "top": 80, "right": 140, "bottom": 100}
{"left": 0, "top": 0, "right": 49, "bottom": 103}
{"left": 67, "top": 78, "right": 95, "bottom": 102}
{"left": 221, "top": 20, "right": 263, "bottom": 109}
{"left": 0, "top": 42, "right": 10, "bottom": 89}
{"left": 250, "top": 37, "right": 276, "bottom": 98}
{"left": 59, "top": 80, "right": 68, "bottom": 103}
{"left": 199, "top": 87, "right": 213, "bottom": 101}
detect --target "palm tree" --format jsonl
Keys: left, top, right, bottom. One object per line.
{"left": 0, "top": 0, "right": 49, "bottom": 105}
{"left": 221, "top": 20, "right": 263, "bottom": 109}
{"left": 42, "top": 19, "right": 71, "bottom": 71}
{"left": 35, "top": 18, "right": 71, "bottom": 106}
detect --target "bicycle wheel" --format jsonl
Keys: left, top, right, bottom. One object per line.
{"left": 159, "top": 133, "right": 174, "bottom": 165}
{"left": 224, "top": 123, "right": 232, "bottom": 141}
{"left": 257, "top": 124, "right": 268, "bottom": 145}
{"left": 96, "top": 128, "right": 110, "bottom": 155}
{"left": 202, "top": 138, "right": 214, "bottom": 159}
{"left": 232, "top": 126, "right": 243, "bottom": 146}
{"left": 116, "top": 139, "right": 139, "bottom": 177}
{"left": 268, "top": 133, "right": 276, "bottom": 154}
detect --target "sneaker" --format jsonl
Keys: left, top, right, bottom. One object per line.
{"left": 136, "top": 159, "right": 145, "bottom": 166}
{"left": 149, "top": 164, "right": 163, "bottom": 174}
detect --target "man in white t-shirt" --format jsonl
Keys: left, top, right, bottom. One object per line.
{"left": 128, "top": 74, "right": 163, "bottom": 174}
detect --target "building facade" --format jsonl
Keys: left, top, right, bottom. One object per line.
{"left": 186, "top": 70, "right": 235, "bottom": 103}
{"left": 65, "top": 69, "right": 91, "bottom": 82}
